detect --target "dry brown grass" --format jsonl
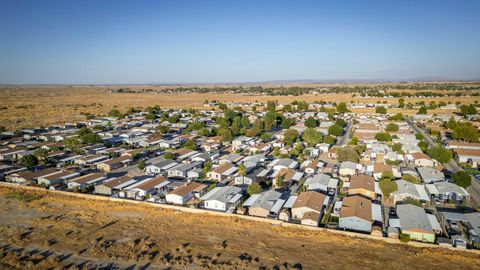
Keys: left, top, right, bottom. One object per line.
{"left": 1, "top": 86, "right": 478, "bottom": 130}
{"left": 0, "top": 186, "right": 479, "bottom": 269}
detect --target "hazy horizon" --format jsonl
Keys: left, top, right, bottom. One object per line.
{"left": 1, "top": 0, "right": 480, "bottom": 84}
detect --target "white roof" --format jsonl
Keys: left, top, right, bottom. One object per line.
{"left": 270, "top": 199, "right": 286, "bottom": 214}
{"left": 427, "top": 214, "right": 442, "bottom": 231}
{"left": 371, "top": 203, "right": 383, "bottom": 222}
{"left": 242, "top": 194, "right": 261, "bottom": 207}
{"left": 283, "top": 195, "right": 298, "bottom": 208}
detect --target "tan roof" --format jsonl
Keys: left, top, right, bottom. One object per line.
{"left": 169, "top": 181, "right": 207, "bottom": 197}
{"left": 213, "top": 163, "right": 234, "bottom": 174}
{"left": 306, "top": 159, "right": 319, "bottom": 169}
{"left": 340, "top": 195, "right": 372, "bottom": 221}
{"left": 100, "top": 155, "right": 131, "bottom": 165}
{"left": 277, "top": 168, "right": 296, "bottom": 182}
{"left": 18, "top": 167, "right": 58, "bottom": 180}
{"left": 356, "top": 123, "right": 380, "bottom": 130}
{"left": 293, "top": 191, "right": 326, "bottom": 212}
{"left": 449, "top": 141, "right": 480, "bottom": 148}
{"left": 134, "top": 176, "right": 168, "bottom": 190}
{"left": 302, "top": 211, "right": 320, "bottom": 221}
{"left": 373, "top": 163, "right": 392, "bottom": 173}
{"left": 70, "top": 172, "right": 105, "bottom": 184}
{"left": 349, "top": 174, "right": 375, "bottom": 192}
{"left": 102, "top": 176, "right": 133, "bottom": 188}
{"left": 454, "top": 148, "right": 480, "bottom": 157}
{"left": 411, "top": 152, "right": 431, "bottom": 160}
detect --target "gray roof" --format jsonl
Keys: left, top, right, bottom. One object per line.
{"left": 169, "top": 161, "right": 202, "bottom": 173}
{"left": 417, "top": 167, "right": 444, "bottom": 183}
{"left": 251, "top": 190, "right": 282, "bottom": 211}
{"left": 393, "top": 180, "right": 430, "bottom": 201}
{"left": 397, "top": 204, "right": 433, "bottom": 233}
{"left": 200, "top": 186, "right": 243, "bottom": 204}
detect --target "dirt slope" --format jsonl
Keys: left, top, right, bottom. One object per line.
{"left": 0, "top": 186, "right": 479, "bottom": 270}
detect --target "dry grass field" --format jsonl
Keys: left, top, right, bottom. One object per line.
{"left": 0, "top": 186, "right": 479, "bottom": 269}
{"left": 1, "top": 85, "right": 479, "bottom": 130}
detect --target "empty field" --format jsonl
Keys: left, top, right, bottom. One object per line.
{"left": 1, "top": 86, "right": 479, "bottom": 130}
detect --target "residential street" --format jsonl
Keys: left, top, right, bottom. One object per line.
{"left": 405, "top": 117, "right": 480, "bottom": 208}
{"left": 338, "top": 122, "right": 353, "bottom": 146}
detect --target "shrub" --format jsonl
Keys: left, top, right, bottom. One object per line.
{"left": 399, "top": 233, "right": 410, "bottom": 243}
{"left": 426, "top": 146, "right": 452, "bottom": 163}
{"left": 385, "top": 123, "right": 399, "bottom": 132}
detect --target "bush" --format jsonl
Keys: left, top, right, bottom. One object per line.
{"left": 402, "top": 174, "right": 421, "bottom": 184}
{"left": 399, "top": 233, "right": 410, "bottom": 243}
{"left": 375, "top": 132, "right": 392, "bottom": 142}
{"left": 7, "top": 191, "right": 42, "bottom": 202}
{"left": 385, "top": 123, "right": 399, "bottom": 132}
{"left": 379, "top": 177, "right": 397, "bottom": 197}
{"left": 247, "top": 183, "right": 262, "bottom": 196}
{"left": 375, "top": 106, "right": 387, "bottom": 114}
{"left": 415, "top": 133, "right": 424, "bottom": 140}
{"left": 388, "top": 113, "right": 403, "bottom": 121}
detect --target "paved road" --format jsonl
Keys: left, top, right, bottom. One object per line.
{"left": 337, "top": 122, "right": 353, "bottom": 146}
{"left": 405, "top": 117, "right": 480, "bottom": 208}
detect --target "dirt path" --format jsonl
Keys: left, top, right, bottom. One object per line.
{"left": 0, "top": 186, "right": 479, "bottom": 269}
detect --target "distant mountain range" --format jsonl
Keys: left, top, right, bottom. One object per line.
{"left": 2, "top": 77, "right": 480, "bottom": 86}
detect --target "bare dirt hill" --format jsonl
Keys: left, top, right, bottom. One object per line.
{"left": 0, "top": 186, "right": 479, "bottom": 269}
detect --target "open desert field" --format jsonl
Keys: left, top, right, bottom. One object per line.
{"left": 1, "top": 85, "right": 479, "bottom": 130}
{"left": 0, "top": 185, "right": 479, "bottom": 270}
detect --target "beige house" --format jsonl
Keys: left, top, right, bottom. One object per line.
{"left": 292, "top": 191, "right": 326, "bottom": 226}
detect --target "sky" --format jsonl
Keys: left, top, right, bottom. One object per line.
{"left": 1, "top": 0, "right": 480, "bottom": 84}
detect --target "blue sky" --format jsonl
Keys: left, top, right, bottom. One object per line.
{"left": 1, "top": 0, "right": 479, "bottom": 84}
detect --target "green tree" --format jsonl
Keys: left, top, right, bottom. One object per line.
{"left": 375, "top": 132, "right": 392, "bottom": 141}
{"left": 385, "top": 123, "right": 399, "bottom": 132}
{"left": 336, "top": 102, "right": 349, "bottom": 113}
{"left": 108, "top": 109, "right": 124, "bottom": 118}
{"left": 426, "top": 146, "right": 452, "bottom": 163}
{"left": 65, "top": 137, "right": 81, "bottom": 153}
{"left": 266, "top": 100, "right": 276, "bottom": 112}
{"left": 460, "top": 104, "right": 478, "bottom": 116}
{"left": 375, "top": 106, "right": 387, "bottom": 114}
{"left": 328, "top": 124, "right": 343, "bottom": 136}
{"left": 392, "top": 143, "right": 403, "bottom": 153}
{"left": 33, "top": 148, "right": 48, "bottom": 162}
{"left": 349, "top": 137, "right": 358, "bottom": 145}
{"left": 302, "top": 128, "right": 323, "bottom": 147}
{"left": 283, "top": 129, "right": 299, "bottom": 146}
{"left": 452, "top": 171, "right": 472, "bottom": 188}
{"left": 415, "top": 133, "right": 424, "bottom": 140}
{"left": 138, "top": 160, "right": 146, "bottom": 170}
{"left": 398, "top": 98, "right": 405, "bottom": 108}
{"left": 183, "top": 140, "right": 197, "bottom": 150}
{"left": 388, "top": 113, "right": 403, "bottom": 121}
{"left": 247, "top": 183, "right": 262, "bottom": 196}
{"left": 335, "top": 118, "right": 346, "bottom": 128}
{"left": 19, "top": 154, "right": 39, "bottom": 169}
{"left": 418, "top": 141, "right": 429, "bottom": 152}
{"left": 260, "top": 132, "right": 271, "bottom": 142}
{"left": 304, "top": 117, "right": 318, "bottom": 128}
{"left": 379, "top": 173, "right": 397, "bottom": 197}
{"left": 275, "top": 175, "right": 285, "bottom": 189}
{"left": 324, "top": 135, "right": 336, "bottom": 145}
{"left": 418, "top": 107, "right": 428, "bottom": 114}
{"left": 219, "top": 128, "right": 234, "bottom": 142}
{"left": 452, "top": 122, "right": 479, "bottom": 142}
